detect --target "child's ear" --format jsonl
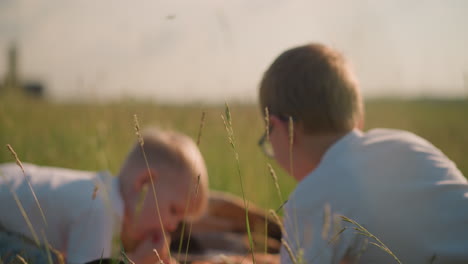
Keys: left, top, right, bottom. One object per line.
{"left": 270, "top": 115, "right": 287, "bottom": 133}
{"left": 134, "top": 167, "right": 159, "bottom": 192}
{"left": 271, "top": 115, "right": 297, "bottom": 143}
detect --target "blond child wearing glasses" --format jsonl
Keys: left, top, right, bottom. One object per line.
{"left": 258, "top": 43, "right": 468, "bottom": 263}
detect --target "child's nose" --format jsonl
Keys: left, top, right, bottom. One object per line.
{"left": 164, "top": 220, "right": 178, "bottom": 233}
{"left": 169, "top": 204, "right": 184, "bottom": 224}
{"left": 166, "top": 214, "right": 184, "bottom": 233}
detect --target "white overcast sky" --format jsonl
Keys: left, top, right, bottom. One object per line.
{"left": 1, "top": 0, "right": 467, "bottom": 102}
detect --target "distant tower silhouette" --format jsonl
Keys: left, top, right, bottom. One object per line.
{"left": 1, "top": 43, "right": 45, "bottom": 98}
{"left": 464, "top": 72, "right": 468, "bottom": 98}
{"left": 3, "top": 43, "right": 19, "bottom": 91}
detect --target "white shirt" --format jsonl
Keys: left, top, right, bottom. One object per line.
{"left": 281, "top": 129, "right": 468, "bottom": 264}
{"left": 0, "top": 163, "right": 124, "bottom": 264}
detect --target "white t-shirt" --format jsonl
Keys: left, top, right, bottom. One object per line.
{"left": 281, "top": 129, "right": 468, "bottom": 264}
{"left": 0, "top": 163, "right": 124, "bottom": 264}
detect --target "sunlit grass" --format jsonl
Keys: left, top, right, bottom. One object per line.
{"left": 1, "top": 94, "right": 467, "bottom": 211}
{"left": 2, "top": 93, "right": 468, "bottom": 263}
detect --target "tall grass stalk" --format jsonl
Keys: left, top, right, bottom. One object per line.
{"left": 267, "top": 164, "right": 283, "bottom": 207}
{"left": 6, "top": 144, "right": 48, "bottom": 228}
{"left": 41, "top": 229, "right": 54, "bottom": 264}
{"left": 95, "top": 123, "right": 110, "bottom": 170}
{"left": 183, "top": 111, "right": 205, "bottom": 263}
{"left": 196, "top": 111, "right": 206, "bottom": 146}
{"left": 310, "top": 226, "right": 347, "bottom": 263}
{"left": 133, "top": 114, "right": 172, "bottom": 262}
{"left": 321, "top": 204, "right": 331, "bottom": 241}
{"left": 286, "top": 117, "right": 301, "bottom": 259}
{"left": 221, "top": 103, "right": 256, "bottom": 263}
{"left": 97, "top": 251, "right": 104, "bottom": 264}
{"left": 92, "top": 185, "right": 99, "bottom": 200}
{"left": 268, "top": 209, "right": 285, "bottom": 238}
{"left": 281, "top": 238, "right": 297, "bottom": 264}
{"left": 15, "top": 255, "right": 28, "bottom": 264}
{"left": 153, "top": 249, "right": 164, "bottom": 264}
{"left": 263, "top": 212, "right": 268, "bottom": 255}
{"left": 0, "top": 169, "right": 40, "bottom": 246}
{"left": 341, "top": 216, "right": 402, "bottom": 264}
{"left": 263, "top": 108, "right": 271, "bottom": 255}
{"left": 121, "top": 250, "right": 136, "bottom": 264}
{"left": 181, "top": 176, "right": 201, "bottom": 264}
{"left": 176, "top": 111, "right": 205, "bottom": 263}
{"left": 270, "top": 209, "right": 302, "bottom": 264}
{"left": 288, "top": 117, "right": 294, "bottom": 177}
{"left": 264, "top": 107, "right": 270, "bottom": 141}
{"left": 134, "top": 183, "right": 149, "bottom": 221}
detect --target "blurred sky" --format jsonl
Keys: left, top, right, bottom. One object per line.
{"left": 1, "top": 0, "right": 468, "bottom": 103}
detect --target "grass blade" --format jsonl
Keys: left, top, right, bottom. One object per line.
{"left": 0, "top": 170, "right": 40, "bottom": 246}
{"left": 221, "top": 103, "right": 256, "bottom": 263}
{"left": 133, "top": 114, "right": 172, "bottom": 262}
{"left": 340, "top": 216, "right": 402, "bottom": 264}
{"left": 6, "top": 144, "right": 48, "bottom": 228}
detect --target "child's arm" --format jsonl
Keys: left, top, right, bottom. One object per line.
{"left": 127, "top": 234, "right": 175, "bottom": 264}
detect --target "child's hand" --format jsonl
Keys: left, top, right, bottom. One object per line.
{"left": 127, "top": 233, "right": 172, "bottom": 264}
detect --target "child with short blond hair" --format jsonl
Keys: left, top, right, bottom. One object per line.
{"left": 0, "top": 128, "right": 208, "bottom": 264}
{"left": 258, "top": 43, "right": 468, "bottom": 263}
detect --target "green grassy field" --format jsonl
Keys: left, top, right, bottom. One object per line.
{"left": 1, "top": 94, "right": 467, "bottom": 211}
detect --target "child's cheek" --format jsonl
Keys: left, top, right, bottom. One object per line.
{"left": 152, "top": 232, "right": 162, "bottom": 244}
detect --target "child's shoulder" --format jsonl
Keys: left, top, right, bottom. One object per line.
{"left": 1, "top": 162, "right": 97, "bottom": 179}
{"left": 363, "top": 128, "right": 434, "bottom": 149}
{"left": 1, "top": 162, "right": 107, "bottom": 205}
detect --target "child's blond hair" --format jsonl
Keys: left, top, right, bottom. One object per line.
{"left": 259, "top": 43, "right": 363, "bottom": 134}
{"left": 120, "top": 127, "right": 208, "bottom": 220}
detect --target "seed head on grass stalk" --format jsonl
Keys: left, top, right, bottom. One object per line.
{"left": 270, "top": 209, "right": 305, "bottom": 264}
{"left": 267, "top": 163, "right": 284, "bottom": 207}
{"left": 266, "top": 164, "right": 287, "bottom": 255}
{"left": 264, "top": 107, "right": 270, "bottom": 142}
{"left": 3, "top": 146, "right": 41, "bottom": 246}
{"left": 133, "top": 114, "right": 172, "bottom": 263}
{"left": 221, "top": 102, "right": 256, "bottom": 263}
{"left": 340, "top": 216, "right": 402, "bottom": 264}
{"left": 322, "top": 204, "right": 331, "bottom": 241}
{"left": 16, "top": 255, "right": 28, "bottom": 264}
{"left": 92, "top": 185, "right": 99, "bottom": 200}
{"left": 2, "top": 178, "right": 40, "bottom": 246}
{"left": 7, "top": 144, "right": 48, "bottom": 228}
{"left": 269, "top": 209, "right": 285, "bottom": 236}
